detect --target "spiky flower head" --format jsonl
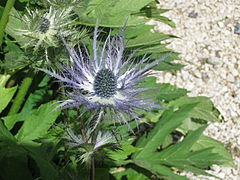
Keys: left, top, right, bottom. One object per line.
{"left": 66, "top": 129, "right": 115, "bottom": 165}
{"left": 16, "top": 6, "right": 74, "bottom": 50}
{"left": 42, "top": 26, "right": 164, "bottom": 127}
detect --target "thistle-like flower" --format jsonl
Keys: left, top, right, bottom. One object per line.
{"left": 66, "top": 129, "right": 115, "bottom": 164}
{"left": 42, "top": 26, "right": 165, "bottom": 127}
{"left": 16, "top": 6, "right": 74, "bottom": 50}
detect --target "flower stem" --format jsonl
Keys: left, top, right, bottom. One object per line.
{"left": 91, "top": 158, "right": 95, "bottom": 180}
{"left": 8, "top": 69, "right": 35, "bottom": 115}
{"left": 0, "top": 0, "right": 16, "bottom": 45}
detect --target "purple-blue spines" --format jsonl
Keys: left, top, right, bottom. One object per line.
{"left": 94, "top": 69, "right": 117, "bottom": 98}
{"left": 40, "top": 26, "right": 165, "bottom": 117}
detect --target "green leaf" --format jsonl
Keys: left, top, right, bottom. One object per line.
{"left": 95, "top": 168, "right": 110, "bottom": 180}
{"left": 0, "top": 74, "right": 11, "bottom": 87}
{"left": 111, "top": 168, "right": 148, "bottom": 180}
{"left": 1, "top": 113, "right": 20, "bottom": 130}
{"left": 74, "top": 0, "right": 181, "bottom": 70}
{"left": 74, "top": 0, "right": 152, "bottom": 27}
{"left": 137, "top": 2, "right": 176, "bottom": 27}
{"left": 134, "top": 125, "right": 224, "bottom": 178}
{"left": 157, "top": 126, "right": 207, "bottom": 159}
{"left": 2, "top": 75, "right": 54, "bottom": 131}
{"left": 134, "top": 104, "right": 195, "bottom": 157}
{"left": 20, "top": 74, "right": 53, "bottom": 120}
{"left": 106, "top": 140, "right": 141, "bottom": 165}
{"left": 142, "top": 109, "right": 164, "bottom": 123}
{"left": 179, "top": 117, "right": 203, "bottom": 131}
{"left": 15, "top": 101, "right": 61, "bottom": 143}
{"left": 0, "top": 6, "right": 4, "bottom": 18}
{"left": 0, "top": 86, "right": 17, "bottom": 113}
{"left": 0, "top": 151, "right": 33, "bottom": 180}
{"left": 155, "top": 16, "right": 176, "bottom": 27}
{"left": 5, "top": 8, "right": 29, "bottom": 47}
{"left": 132, "top": 104, "right": 227, "bottom": 178}
{"left": 125, "top": 26, "right": 177, "bottom": 48}
{"left": 139, "top": 77, "right": 188, "bottom": 102}
{"left": 169, "top": 96, "right": 221, "bottom": 122}
{"left": 191, "top": 135, "right": 234, "bottom": 167}
{"left": 25, "top": 146, "right": 58, "bottom": 180}
{"left": 2, "top": 38, "right": 26, "bottom": 71}
{"left": 0, "top": 121, "right": 17, "bottom": 144}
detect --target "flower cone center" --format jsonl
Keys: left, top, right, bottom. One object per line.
{"left": 94, "top": 69, "right": 117, "bottom": 98}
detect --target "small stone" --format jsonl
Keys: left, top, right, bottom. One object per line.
{"left": 218, "top": 21, "right": 224, "bottom": 28}
{"left": 207, "top": 56, "right": 220, "bottom": 65}
{"left": 237, "top": 138, "right": 240, "bottom": 145}
{"left": 212, "top": 165, "right": 220, "bottom": 173}
{"left": 201, "top": 72, "right": 209, "bottom": 79}
{"left": 231, "top": 69, "right": 239, "bottom": 77}
{"left": 188, "top": 11, "right": 198, "bottom": 18}
{"left": 218, "top": 172, "right": 225, "bottom": 179}
{"left": 234, "top": 23, "right": 240, "bottom": 34}
{"left": 227, "top": 74, "right": 235, "bottom": 82}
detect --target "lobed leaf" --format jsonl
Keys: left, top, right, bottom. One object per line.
{"left": 15, "top": 101, "right": 61, "bottom": 143}
{"left": 134, "top": 104, "right": 195, "bottom": 158}
{"left": 106, "top": 140, "right": 141, "bottom": 165}
{"left": 169, "top": 96, "right": 221, "bottom": 122}
{"left": 0, "top": 86, "right": 17, "bottom": 114}
{"left": 191, "top": 135, "right": 234, "bottom": 167}
{"left": 139, "top": 76, "right": 188, "bottom": 102}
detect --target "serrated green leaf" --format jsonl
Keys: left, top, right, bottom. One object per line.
{"left": 142, "top": 109, "right": 164, "bottom": 123}
{"left": 157, "top": 126, "right": 207, "bottom": 159}
{"left": 1, "top": 113, "right": 20, "bottom": 130}
{"left": 134, "top": 104, "right": 195, "bottom": 157}
{"left": 25, "top": 146, "right": 58, "bottom": 180}
{"left": 0, "top": 121, "right": 16, "bottom": 144}
{"left": 0, "top": 86, "right": 17, "bottom": 113}
{"left": 15, "top": 101, "right": 61, "bottom": 142}
{"left": 132, "top": 106, "right": 227, "bottom": 178}
{"left": 191, "top": 135, "right": 234, "bottom": 167}
{"left": 155, "top": 16, "right": 176, "bottom": 27}
{"left": 157, "top": 139, "right": 223, "bottom": 172}
{"left": 0, "top": 74, "right": 11, "bottom": 87}
{"left": 95, "top": 168, "right": 110, "bottom": 180}
{"left": 138, "top": 77, "right": 188, "bottom": 102}
{"left": 126, "top": 31, "right": 176, "bottom": 48}
{"left": 134, "top": 125, "right": 225, "bottom": 178}
{"left": 0, "top": 6, "right": 4, "bottom": 18}
{"left": 0, "top": 151, "right": 33, "bottom": 180}
{"left": 2, "top": 75, "right": 53, "bottom": 131}
{"left": 137, "top": 2, "right": 176, "bottom": 28}
{"left": 134, "top": 43, "right": 172, "bottom": 56}
{"left": 5, "top": 8, "right": 29, "bottom": 47}
{"left": 179, "top": 117, "right": 203, "bottom": 131}
{"left": 2, "top": 38, "right": 26, "bottom": 71}
{"left": 20, "top": 75, "right": 53, "bottom": 118}
{"left": 111, "top": 168, "right": 148, "bottom": 180}
{"left": 74, "top": 0, "right": 152, "bottom": 27}
{"left": 169, "top": 96, "right": 221, "bottom": 122}
{"left": 106, "top": 140, "right": 141, "bottom": 165}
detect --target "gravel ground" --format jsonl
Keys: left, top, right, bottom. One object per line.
{"left": 152, "top": 0, "right": 240, "bottom": 179}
